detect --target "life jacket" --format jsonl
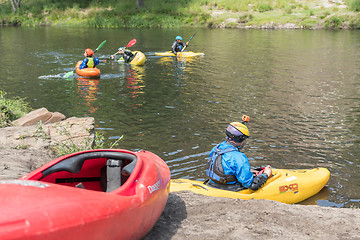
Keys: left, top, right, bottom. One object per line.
{"left": 206, "top": 144, "right": 238, "bottom": 184}
{"left": 123, "top": 50, "right": 135, "bottom": 63}
{"left": 86, "top": 57, "right": 95, "bottom": 68}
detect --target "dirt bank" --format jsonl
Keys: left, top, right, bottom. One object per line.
{"left": 1, "top": 148, "right": 359, "bottom": 240}
{"left": 146, "top": 191, "right": 360, "bottom": 240}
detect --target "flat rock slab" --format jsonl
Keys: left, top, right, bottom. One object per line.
{"left": 0, "top": 117, "right": 95, "bottom": 150}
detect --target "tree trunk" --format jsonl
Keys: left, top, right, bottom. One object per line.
{"left": 10, "top": 0, "right": 21, "bottom": 12}
{"left": 136, "top": 0, "right": 144, "bottom": 10}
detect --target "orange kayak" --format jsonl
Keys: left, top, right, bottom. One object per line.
{"left": 75, "top": 61, "right": 101, "bottom": 78}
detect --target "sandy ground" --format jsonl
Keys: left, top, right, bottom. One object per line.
{"left": 1, "top": 148, "right": 360, "bottom": 240}
{"left": 145, "top": 191, "right": 360, "bottom": 240}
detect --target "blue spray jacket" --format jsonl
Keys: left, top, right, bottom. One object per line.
{"left": 79, "top": 57, "right": 100, "bottom": 70}
{"left": 208, "top": 141, "right": 254, "bottom": 188}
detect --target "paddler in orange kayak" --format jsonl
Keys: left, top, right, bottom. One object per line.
{"left": 79, "top": 48, "right": 100, "bottom": 69}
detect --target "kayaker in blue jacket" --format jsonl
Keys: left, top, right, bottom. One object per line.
{"left": 171, "top": 36, "right": 188, "bottom": 55}
{"left": 206, "top": 116, "right": 272, "bottom": 191}
{"left": 79, "top": 48, "right": 99, "bottom": 70}
{"left": 110, "top": 47, "right": 135, "bottom": 63}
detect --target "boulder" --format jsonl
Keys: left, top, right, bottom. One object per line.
{"left": 0, "top": 117, "right": 95, "bottom": 151}
{"left": 44, "top": 112, "right": 66, "bottom": 124}
{"left": 12, "top": 108, "right": 52, "bottom": 126}
{"left": 12, "top": 108, "right": 66, "bottom": 126}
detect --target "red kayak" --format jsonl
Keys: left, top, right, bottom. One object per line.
{"left": 0, "top": 149, "right": 170, "bottom": 240}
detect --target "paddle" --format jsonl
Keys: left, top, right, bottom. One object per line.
{"left": 110, "top": 39, "right": 137, "bottom": 58}
{"left": 63, "top": 40, "right": 107, "bottom": 78}
{"left": 177, "top": 30, "right": 198, "bottom": 56}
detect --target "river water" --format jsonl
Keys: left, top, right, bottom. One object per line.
{"left": 0, "top": 27, "right": 359, "bottom": 207}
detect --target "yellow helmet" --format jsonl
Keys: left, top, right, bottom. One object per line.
{"left": 226, "top": 116, "right": 250, "bottom": 142}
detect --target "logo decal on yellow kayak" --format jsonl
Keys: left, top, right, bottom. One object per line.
{"left": 279, "top": 183, "right": 298, "bottom": 193}
{"left": 148, "top": 180, "right": 160, "bottom": 194}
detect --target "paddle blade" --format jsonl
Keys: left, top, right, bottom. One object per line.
{"left": 63, "top": 71, "right": 74, "bottom": 78}
{"left": 126, "top": 39, "right": 136, "bottom": 48}
{"left": 94, "top": 40, "right": 107, "bottom": 53}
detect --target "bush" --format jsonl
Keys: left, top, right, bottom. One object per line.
{"left": 257, "top": 3, "right": 273, "bottom": 12}
{"left": 284, "top": 6, "right": 293, "bottom": 14}
{"left": 238, "top": 13, "right": 253, "bottom": 23}
{"left": 349, "top": 0, "right": 360, "bottom": 11}
{"left": 349, "top": 16, "right": 360, "bottom": 28}
{"left": 324, "top": 16, "right": 343, "bottom": 28}
{"left": 0, "top": 91, "right": 31, "bottom": 127}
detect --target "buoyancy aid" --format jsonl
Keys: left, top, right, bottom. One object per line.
{"left": 206, "top": 144, "right": 239, "bottom": 184}
{"left": 87, "top": 57, "right": 95, "bottom": 68}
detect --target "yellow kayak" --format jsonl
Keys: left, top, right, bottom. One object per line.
{"left": 155, "top": 51, "right": 204, "bottom": 57}
{"left": 118, "top": 51, "right": 146, "bottom": 66}
{"left": 170, "top": 167, "right": 330, "bottom": 204}
{"left": 130, "top": 51, "right": 146, "bottom": 66}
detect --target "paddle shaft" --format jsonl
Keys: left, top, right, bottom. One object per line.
{"left": 108, "top": 39, "right": 137, "bottom": 59}
{"left": 94, "top": 40, "right": 107, "bottom": 54}
{"left": 181, "top": 30, "right": 198, "bottom": 53}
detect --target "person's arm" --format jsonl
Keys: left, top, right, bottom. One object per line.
{"left": 248, "top": 166, "right": 272, "bottom": 191}
{"left": 94, "top": 57, "right": 100, "bottom": 67}
{"left": 122, "top": 50, "right": 133, "bottom": 63}
{"left": 171, "top": 42, "right": 177, "bottom": 54}
{"left": 248, "top": 174, "right": 268, "bottom": 190}
{"left": 124, "top": 49, "right": 133, "bottom": 56}
{"left": 229, "top": 153, "right": 254, "bottom": 187}
{"left": 79, "top": 58, "right": 88, "bottom": 70}
{"left": 230, "top": 154, "right": 269, "bottom": 191}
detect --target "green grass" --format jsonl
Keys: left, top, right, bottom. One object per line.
{"left": 48, "top": 123, "right": 123, "bottom": 157}
{"left": 348, "top": 0, "right": 360, "bottom": 11}
{"left": 0, "top": 90, "right": 32, "bottom": 127}
{"left": 1, "top": 0, "right": 360, "bottom": 29}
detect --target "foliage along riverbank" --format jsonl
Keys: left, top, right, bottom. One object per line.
{"left": 1, "top": 0, "right": 360, "bottom": 29}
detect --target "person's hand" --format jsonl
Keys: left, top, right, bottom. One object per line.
{"left": 251, "top": 169, "right": 259, "bottom": 176}
{"left": 186, "top": 42, "right": 189, "bottom": 46}
{"left": 110, "top": 55, "right": 114, "bottom": 59}
{"left": 263, "top": 165, "right": 272, "bottom": 178}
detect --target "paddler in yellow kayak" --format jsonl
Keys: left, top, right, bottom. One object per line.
{"left": 110, "top": 47, "right": 135, "bottom": 63}
{"left": 206, "top": 115, "right": 272, "bottom": 191}
{"left": 171, "top": 36, "right": 188, "bottom": 55}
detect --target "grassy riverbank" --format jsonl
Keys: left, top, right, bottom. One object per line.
{"left": 1, "top": 0, "right": 360, "bottom": 29}
{"left": 0, "top": 91, "right": 31, "bottom": 128}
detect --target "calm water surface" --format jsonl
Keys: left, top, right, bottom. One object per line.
{"left": 0, "top": 27, "right": 359, "bottom": 208}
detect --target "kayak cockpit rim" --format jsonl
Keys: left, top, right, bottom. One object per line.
{"left": 35, "top": 150, "right": 139, "bottom": 192}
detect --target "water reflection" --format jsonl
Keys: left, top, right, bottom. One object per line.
{"left": 108, "top": 61, "right": 146, "bottom": 109}
{"left": 76, "top": 77, "right": 100, "bottom": 114}
{"left": 125, "top": 66, "right": 145, "bottom": 102}
{"left": 298, "top": 187, "right": 331, "bottom": 206}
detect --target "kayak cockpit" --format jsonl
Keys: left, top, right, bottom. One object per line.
{"left": 32, "top": 151, "right": 138, "bottom": 192}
